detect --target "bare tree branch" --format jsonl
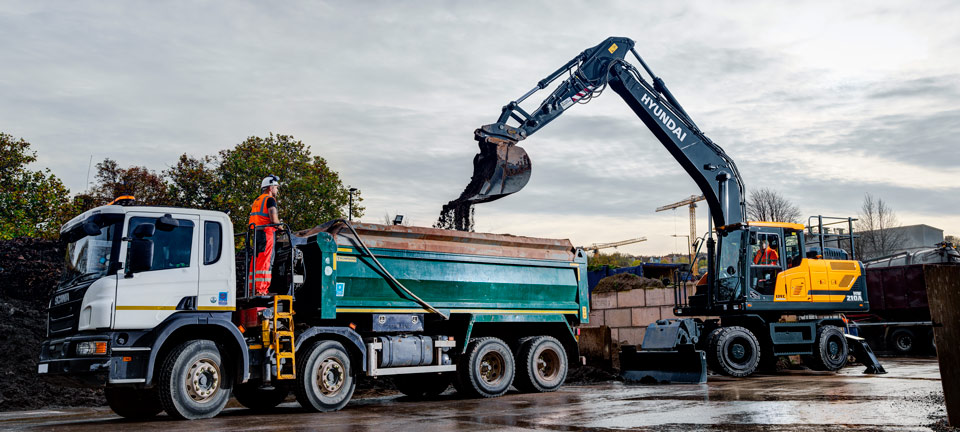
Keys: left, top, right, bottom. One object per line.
{"left": 746, "top": 188, "right": 802, "bottom": 223}
{"left": 855, "top": 193, "right": 904, "bottom": 260}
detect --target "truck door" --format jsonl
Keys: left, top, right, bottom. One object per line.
{"left": 749, "top": 230, "right": 784, "bottom": 296}
{"left": 114, "top": 213, "right": 200, "bottom": 329}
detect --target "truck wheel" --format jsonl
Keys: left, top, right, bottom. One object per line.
{"left": 513, "top": 336, "right": 567, "bottom": 393}
{"left": 295, "top": 340, "right": 355, "bottom": 412}
{"left": 889, "top": 328, "right": 915, "bottom": 354}
{"left": 804, "top": 325, "right": 848, "bottom": 371}
{"left": 158, "top": 340, "right": 232, "bottom": 420}
{"left": 233, "top": 382, "right": 289, "bottom": 411}
{"left": 105, "top": 387, "right": 162, "bottom": 419}
{"left": 455, "top": 337, "right": 514, "bottom": 398}
{"left": 393, "top": 373, "right": 452, "bottom": 398}
{"left": 707, "top": 326, "right": 760, "bottom": 377}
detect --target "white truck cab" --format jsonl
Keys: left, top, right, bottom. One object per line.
{"left": 39, "top": 205, "right": 249, "bottom": 405}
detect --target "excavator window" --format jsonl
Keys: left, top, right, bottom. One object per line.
{"left": 783, "top": 230, "right": 803, "bottom": 268}
{"left": 750, "top": 232, "right": 782, "bottom": 296}
{"left": 716, "top": 230, "right": 744, "bottom": 302}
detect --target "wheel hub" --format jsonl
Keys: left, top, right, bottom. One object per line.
{"left": 536, "top": 348, "right": 560, "bottom": 381}
{"left": 185, "top": 358, "right": 221, "bottom": 402}
{"left": 478, "top": 351, "right": 504, "bottom": 385}
{"left": 317, "top": 358, "right": 345, "bottom": 395}
{"left": 731, "top": 343, "right": 746, "bottom": 360}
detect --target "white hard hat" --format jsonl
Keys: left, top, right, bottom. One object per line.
{"left": 261, "top": 175, "right": 281, "bottom": 189}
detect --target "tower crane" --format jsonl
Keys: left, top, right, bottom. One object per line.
{"left": 579, "top": 237, "right": 647, "bottom": 255}
{"left": 655, "top": 195, "right": 704, "bottom": 261}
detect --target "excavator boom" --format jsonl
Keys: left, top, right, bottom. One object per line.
{"left": 443, "top": 37, "right": 746, "bottom": 230}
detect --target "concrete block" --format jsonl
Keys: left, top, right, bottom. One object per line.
{"left": 619, "top": 327, "right": 647, "bottom": 347}
{"left": 592, "top": 292, "right": 618, "bottom": 309}
{"left": 604, "top": 308, "right": 632, "bottom": 328}
{"left": 610, "top": 327, "right": 619, "bottom": 343}
{"left": 617, "top": 289, "right": 646, "bottom": 307}
{"left": 586, "top": 310, "right": 604, "bottom": 327}
{"left": 645, "top": 288, "right": 672, "bottom": 307}
{"left": 660, "top": 306, "right": 678, "bottom": 321}
{"left": 631, "top": 307, "right": 661, "bottom": 327}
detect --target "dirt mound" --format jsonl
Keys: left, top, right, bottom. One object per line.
{"left": 0, "top": 237, "right": 64, "bottom": 302}
{"left": 0, "top": 238, "right": 105, "bottom": 411}
{"left": 593, "top": 273, "right": 664, "bottom": 293}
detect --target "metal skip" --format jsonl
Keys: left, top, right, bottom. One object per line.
{"left": 620, "top": 319, "right": 707, "bottom": 384}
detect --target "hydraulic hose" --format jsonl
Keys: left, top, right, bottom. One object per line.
{"left": 333, "top": 219, "right": 449, "bottom": 320}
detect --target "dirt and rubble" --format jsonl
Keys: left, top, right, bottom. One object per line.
{"left": 0, "top": 238, "right": 105, "bottom": 411}
{"left": 593, "top": 273, "right": 665, "bottom": 293}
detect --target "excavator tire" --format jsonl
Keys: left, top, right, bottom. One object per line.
{"left": 707, "top": 326, "right": 760, "bottom": 377}
{"left": 803, "top": 325, "right": 848, "bottom": 372}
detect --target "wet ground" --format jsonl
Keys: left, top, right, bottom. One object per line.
{"left": 0, "top": 358, "right": 948, "bottom": 431}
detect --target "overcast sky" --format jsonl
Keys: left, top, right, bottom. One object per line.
{"left": 2, "top": 1, "right": 958, "bottom": 255}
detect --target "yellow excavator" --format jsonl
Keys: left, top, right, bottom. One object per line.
{"left": 444, "top": 36, "right": 884, "bottom": 380}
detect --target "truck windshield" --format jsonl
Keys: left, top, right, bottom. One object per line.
{"left": 716, "top": 229, "right": 743, "bottom": 301}
{"left": 60, "top": 224, "right": 117, "bottom": 288}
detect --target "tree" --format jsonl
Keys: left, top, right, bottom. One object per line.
{"left": 587, "top": 252, "right": 636, "bottom": 271}
{"left": 213, "top": 133, "right": 363, "bottom": 232}
{"left": 89, "top": 158, "right": 171, "bottom": 207}
{"left": 746, "top": 188, "right": 802, "bottom": 223}
{"left": 0, "top": 133, "right": 74, "bottom": 239}
{"left": 164, "top": 154, "right": 218, "bottom": 208}
{"left": 855, "top": 193, "right": 904, "bottom": 260}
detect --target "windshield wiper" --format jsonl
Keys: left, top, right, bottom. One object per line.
{"left": 59, "top": 272, "right": 100, "bottom": 288}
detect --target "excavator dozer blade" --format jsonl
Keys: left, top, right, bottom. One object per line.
{"left": 619, "top": 346, "right": 707, "bottom": 384}
{"left": 459, "top": 134, "right": 532, "bottom": 204}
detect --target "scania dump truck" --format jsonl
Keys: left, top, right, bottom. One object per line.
{"left": 39, "top": 206, "right": 588, "bottom": 420}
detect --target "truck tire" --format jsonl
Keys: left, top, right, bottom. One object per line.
{"left": 233, "top": 382, "right": 289, "bottom": 411}
{"left": 393, "top": 373, "right": 452, "bottom": 398}
{"left": 105, "top": 387, "right": 162, "bottom": 419}
{"left": 455, "top": 337, "right": 514, "bottom": 398}
{"left": 158, "top": 340, "right": 232, "bottom": 420}
{"left": 513, "top": 336, "right": 567, "bottom": 393}
{"left": 889, "top": 328, "right": 915, "bottom": 354}
{"left": 295, "top": 340, "right": 355, "bottom": 412}
{"left": 803, "top": 325, "right": 848, "bottom": 371}
{"left": 707, "top": 326, "right": 760, "bottom": 377}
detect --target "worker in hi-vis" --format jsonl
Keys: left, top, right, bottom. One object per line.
{"left": 248, "top": 175, "right": 283, "bottom": 295}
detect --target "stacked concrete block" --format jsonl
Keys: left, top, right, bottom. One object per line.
{"left": 584, "top": 286, "right": 685, "bottom": 347}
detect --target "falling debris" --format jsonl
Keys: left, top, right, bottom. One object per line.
{"left": 435, "top": 128, "right": 532, "bottom": 231}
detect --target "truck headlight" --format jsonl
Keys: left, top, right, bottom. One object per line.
{"left": 76, "top": 341, "right": 108, "bottom": 356}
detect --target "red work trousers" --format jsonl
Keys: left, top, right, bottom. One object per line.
{"left": 249, "top": 226, "right": 276, "bottom": 296}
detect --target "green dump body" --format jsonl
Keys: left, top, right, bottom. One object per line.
{"left": 295, "top": 223, "right": 589, "bottom": 325}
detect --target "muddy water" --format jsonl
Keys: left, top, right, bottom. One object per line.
{"left": 1, "top": 358, "right": 945, "bottom": 431}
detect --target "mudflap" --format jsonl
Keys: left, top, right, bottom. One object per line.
{"left": 845, "top": 334, "right": 887, "bottom": 374}
{"left": 619, "top": 345, "right": 707, "bottom": 384}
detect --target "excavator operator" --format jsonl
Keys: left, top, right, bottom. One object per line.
{"left": 249, "top": 175, "right": 283, "bottom": 296}
{"left": 753, "top": 240, "right": 779, "bottom": 265}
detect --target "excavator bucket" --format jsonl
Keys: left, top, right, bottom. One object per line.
{"left": 460, "top": 134, "right": 532, "bottom": 204}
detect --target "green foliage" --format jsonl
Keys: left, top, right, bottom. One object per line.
{"left": 164, "top": 154, "right": 218, "bottom": 208}
{"left": 210, "top": 133, "right": 364, "bottom": 232}
{"left": 587, "top": 252, "right": 636, "bottom": 271}
{"left": 89, "top": 158, "right": 171, "bottom": 207}
{"left": 0, "top": 133, "right": 73, "bottom": 239}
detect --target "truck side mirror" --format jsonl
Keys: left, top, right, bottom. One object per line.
{"left": 157, "top": 214, "right": 179, "bottom": 232}
{"left": 82, "top": 221, "right": 101, "bottom": 236}
{"left": 127, "top": 238, "right": 154, "bottom": 274}
{"left": 749, "top": 232, "right": 758, "bottom": 245}
{"left": 133, "top": 223, "right": 156, "bottom": 239}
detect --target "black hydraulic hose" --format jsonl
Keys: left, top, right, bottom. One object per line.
{"left": 333, "top": 219, "right": 449, "bottom": 320}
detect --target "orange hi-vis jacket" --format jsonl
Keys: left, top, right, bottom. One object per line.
{"left": 249, "top": 193, "right": 273, "bottom": 227}
{"left": 753, "top": 247, "right": 779, "bottom": 265}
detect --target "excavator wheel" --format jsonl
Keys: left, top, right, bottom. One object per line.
{"left": 803, "top": 325, "right": 848, "bottom": 372}
{"left": 707, "top": 326, "right": 760, "bottom": 377}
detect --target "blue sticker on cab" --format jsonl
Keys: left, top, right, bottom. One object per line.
{"left": 218, "top": 291, "right": 228, "bottom": 305}
{"left": 335, "top": 283, "right": 345, "bottom": 297}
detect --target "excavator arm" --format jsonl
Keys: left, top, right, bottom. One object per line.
{"left": 449, "top": 37, "right": 746, "bottom": 229}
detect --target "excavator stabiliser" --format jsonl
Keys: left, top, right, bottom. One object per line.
{"left": 620, "top": 319, "right": 707, "bottom": 384}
